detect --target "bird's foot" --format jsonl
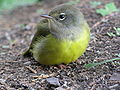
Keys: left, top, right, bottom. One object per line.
{"left": 75, "top": 59, "right": 82, "bottom": 64}
{"left": 57, "top": 64, "right": 66, "bottom": 69}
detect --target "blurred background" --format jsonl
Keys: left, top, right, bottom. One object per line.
{"left": 0, "top": 0, "right": 80, "bottom": 31}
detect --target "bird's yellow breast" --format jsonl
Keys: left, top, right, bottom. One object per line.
{"left": 32, "top": 23, "right": 90, "bottom": 65}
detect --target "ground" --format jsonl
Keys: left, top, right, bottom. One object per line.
{"left": 0, "top": 0, "right": 120, "bottom": 90}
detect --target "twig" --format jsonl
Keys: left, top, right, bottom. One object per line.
{"left": 33, "top": 73, "right": 56, "bottom": 79}
{"left": 0, "top": 60, "right": 18, "bottom": 63}
{"left": 108, "top": 81, "right": 120, "bottom": 83}
{"left": 26, "top": 66, "right": 37, "bottom": 74}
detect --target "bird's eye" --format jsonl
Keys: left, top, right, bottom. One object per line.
{"left": 59, "top": 13, "right": 66, "bottom": 21}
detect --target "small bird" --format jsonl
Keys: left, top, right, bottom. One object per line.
{"left": 23, "top": 4, "right": 90, "bottom": 65}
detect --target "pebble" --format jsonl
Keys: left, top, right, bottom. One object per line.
{"left": 0, "top": 79, "right": 6, "bottom": 84}
{"left": 46, "top": 77, "right": 60, "bottom": 86}
{"left": 110, "top": 73, "right": 120, "bottom": 81}
{"left": 24, "top": 61, "right": 31, "bottom": 65}
{"left": 55, "top": 87, "right": 64, "bottom": 90}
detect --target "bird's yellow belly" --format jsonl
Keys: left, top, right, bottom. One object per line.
{"left": 32, "top": 34, "right": 89, "bottom": 65}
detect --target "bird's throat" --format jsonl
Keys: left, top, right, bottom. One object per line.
{"left": 50, "top": 28, "right": 82, "bottom": 41}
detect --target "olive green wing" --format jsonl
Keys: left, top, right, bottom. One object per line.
{"left": 23, "top": 19, "right": 50, "bottom": 57}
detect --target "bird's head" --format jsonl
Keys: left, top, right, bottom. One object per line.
{"left": 40, "top": 4, "right": 86, "bottom": 40}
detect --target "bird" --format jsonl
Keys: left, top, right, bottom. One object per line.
{"left": 23, "top": 4, "right": 90, "bottom": 65}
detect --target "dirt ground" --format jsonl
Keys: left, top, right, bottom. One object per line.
{"left": 0, "top": 0, "right": 120, "bottom": 90}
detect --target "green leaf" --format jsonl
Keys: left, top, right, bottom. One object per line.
{"left": 36, "top": 9, "right": 44, "bottom": 14}
{"left": 2, "top": 45, "right": 10, "bottom": 49}
{"left": 84, "top": 58, "right": 120, "bottom": 69}
{"left": 117, "top": 53, "right": 120, "bottom": 57}
{"left": 0, "top": 0, "right": 38, "bottom": 11}
{"left": 66, "top": 0, "right": 80, "bottom": 5}
{"left": 83, "top": 63, "right": 99, "bottom": 69}
{"left": 107, "top": 32, "right": 116, "bottom": 37}
{"left": 90, "top": 1, "right": 102, "bottom": 8}
{"left": 96, "top": 2, "right": 118, "bottom": 16}
{"left": 113, "top": 27, "right": 120, "bottom": 36}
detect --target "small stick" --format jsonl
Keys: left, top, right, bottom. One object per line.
{"left": 33, "top": 73, "right": 56, "bottom": 79}
{"left": 26, "top": 66, "right": 37, "bottom": 74}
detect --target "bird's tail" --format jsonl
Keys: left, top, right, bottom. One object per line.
{"left": 23, "top": 49, "right": 32, "bottom": 57}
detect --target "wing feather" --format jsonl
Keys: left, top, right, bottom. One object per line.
{"left": 23, "top": 19, "right": 50, "bottom": 56}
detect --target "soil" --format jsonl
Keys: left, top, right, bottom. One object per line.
{"left": 0, "top": 0, "right": 120, "bottom": 90}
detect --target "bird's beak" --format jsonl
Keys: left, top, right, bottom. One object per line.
{"left": 40, "top": 14, "right": 53, "bottom": 19}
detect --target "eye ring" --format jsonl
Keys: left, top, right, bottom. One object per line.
{"left": 59, "top": 13, "right": 66, "bottom": 21}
